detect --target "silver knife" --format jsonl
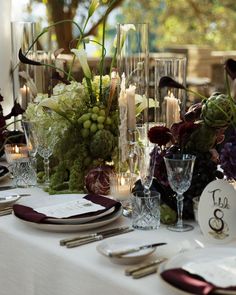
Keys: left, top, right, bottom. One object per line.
{"left": 108, "top": 242, "right": 167, "bottom": 257}
{"left": 66, "top": 228, "right": 134, "bottom": 248}
{"left": 60, "top": 226, "right": 130, "bottom": 246}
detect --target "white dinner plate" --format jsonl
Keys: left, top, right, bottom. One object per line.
{"left": 17, "top": 193, "right": 120, "bottom": 224}
{"left": 13, "top": 206, "right": 123, "bottom": 233}
{"left": 0, "top": 194, "right": 21, "bottom": 207}
{"left": 45, "top": 206, "right": 116, "bottom": 224}
{"left": 159, "top": 247, "right": 236, "bottom": 295}
{"left": 97, "top": 238, "right": 156, "bottom": 265}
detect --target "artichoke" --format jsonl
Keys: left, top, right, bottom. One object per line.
{"left": 89, "top": 130, "right": 114, "bottom": 159}
{"left": 201, "top": 93, "right": 235, "bottom": 128}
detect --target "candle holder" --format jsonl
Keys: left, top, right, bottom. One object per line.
{"left": 155, "top": 57, "right": 187, "bottom": 128}
{"left": 109, "top": 172, "right": 131, "bottom": 202}
{"left": 117, "top": 23, "right": 149, "bottom": 124}
{"left": 116, "top": 23, "right": 149, "bottom": 177}
{"left": 4, "top": 144, "right": 37, "bottom": 187}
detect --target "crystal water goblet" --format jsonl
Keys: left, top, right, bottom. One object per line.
{"left": 139, "top": 143, "right": 157, "bottom": 196}
{"left": 164, "top": 154, "right": 196, "bottom": 232}
{"left": 22, "top": 120, "right": 38, "bottom": 157}
{"left": 30, "top": 121, "right": 57, "bottom": 188}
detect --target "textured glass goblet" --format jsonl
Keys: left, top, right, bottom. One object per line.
{"left": 139, "top": 144, "right": 157, "bottom": 196}
{"left": 31, "top": 122, "right": 57, "bottom": 188}
{"left": 164, "top": 154, "right": 196, "bottom": 232}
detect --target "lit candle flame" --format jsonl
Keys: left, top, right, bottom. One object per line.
{"left": 14, "top": 145, "right": 20, "bottom": 153}
{"left": 120, "top": 176, "right": 125, "bottom": 186}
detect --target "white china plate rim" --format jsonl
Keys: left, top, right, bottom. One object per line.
{"left": 45, "top": 206, "right": 116, "bottom": 224}
{"left": 96, "top": 238, "right": 155, "bottom": 264}
{"left": 0, "top": 194, "right": 21, "bottom": 204}
{"left": 13, "top": 206, "right": 123, "bottom": 232}
{"left": 17, "top": 193, "right": 119, "bottom": 224}
{"left": 159, "top": 247, "right": 236, "bottom": 295}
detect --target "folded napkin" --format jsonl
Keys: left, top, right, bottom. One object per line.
{"left": 160, "top": 268, "right": 236, "bottom": 295}
{"left": 13, "top": 194, "right": 121, "bottom": 223}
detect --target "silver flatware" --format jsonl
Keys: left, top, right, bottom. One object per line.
{"left": 108, "top": 242, "right": 167, "bottom": 257}
{"left": 65, "top": 228, "right": 134, "bottom": 248}
{"left": 125, "top": 258, "right": 167, "bottom": 276}
{"left": 132, "top": 265, "right": 159, "bottom": 279}
{"left": 60, "top": 226, "right": 130, "bottom": 246}
{"left": 0, "top": 208, "right": 13, "bottom": 216}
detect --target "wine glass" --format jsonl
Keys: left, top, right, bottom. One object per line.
{"left": 22, "top": 120, "right": 38, "bottom": 157}
{"left": 29, "top": 121, "right": 57, "bottom": 188}
{"left": 164, "top": 154, "right": 196, "bottom": 232}
{"left": 139, "top": 143, "right": 157, "bottom": 196}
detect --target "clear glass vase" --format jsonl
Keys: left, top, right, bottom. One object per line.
{"left": 11, "top": 21, "right": 36, "bottom": 111}
{"left": 155, "top": 56, "right": 187, "bottom": 128}
{"left": 116, "top": 23, "right": 149, "bottom": 180}
{"left": 117, "top": 23, "right": 149, "bottom": 128}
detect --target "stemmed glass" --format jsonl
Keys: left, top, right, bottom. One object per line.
{"left": 164, "top": 154, "right": 196, "bottom": 232}
{"left": 22, "top": 120, "right": 38, "bottom": 158}
{"left": 27, "top": 120, "right": 57, "bottom": 188}
{"left": 139, "top": 143, "right": 157, "bottom": 196}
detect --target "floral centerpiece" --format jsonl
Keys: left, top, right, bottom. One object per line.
{"left": 19, "top": 0, "right": 118, "bottom": 194}
{"left": 20, "top": 1, "right": 150, "bottom": 195}
{"left": 148, "top": 59, "right": 236, "bottom": 223}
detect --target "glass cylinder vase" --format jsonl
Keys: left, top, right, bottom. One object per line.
{"left": 116, "top": 23, "right": 149, "bottom": 190}
{"left": 27, "top": 50, "right": 54, "bottom": 97}
{"left": 155, "top": 56, "right": 187, "bottom": 128}
{"left": 117, "top": 23, "right": 149, "bottom": 130}
{"left": 11, "top": 21, "right": 36, "bottom": 110}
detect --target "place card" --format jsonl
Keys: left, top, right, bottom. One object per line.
{"left": 35, "top": 199, "right": 105, "bottom": 218}
{"left": 198, "top": 179, "right": 236, "bottom": 243}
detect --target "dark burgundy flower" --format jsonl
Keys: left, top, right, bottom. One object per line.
{"left": 184, "top": 102, "right": 202, "bottom": 122}
{"left": 148, "top": 126, "right": 172, "bottom": 146}
{"left": 170, "top": 122, "right": 184, "bottom": 141}
{"left": 225, "top": 58, "right": 236, "bottom": 80}
{"left": 220, "top": 129, "right": 236, "bottom": 180}
{"left": 158, "top": 76, "right": 186, "bottom": 89}
{"left": 177, "top": 121, "right": 199, "bottom": 147}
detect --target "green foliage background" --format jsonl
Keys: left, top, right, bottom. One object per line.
{"left": 26, "top": 0, "right": 236, "bottom": 52}
{"left": 117, "top": 0, "right": 236, "bottom": 51}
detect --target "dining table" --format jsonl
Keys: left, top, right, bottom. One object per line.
{"left": 0, "top": 179, "right": 236, "bottom": 295}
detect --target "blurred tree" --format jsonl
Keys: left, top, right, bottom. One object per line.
{"left": 118, "top": 0, "right": 236, "bottom": 51}
{"left": 31, "top": 0, "right": 123, "bottom": 53}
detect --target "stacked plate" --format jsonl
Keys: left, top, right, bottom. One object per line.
{"left": 13, "top": 194, "right": 122, "bottom": 232}
{"left": 159, "top": 247, "right": 236, "bottom": 295}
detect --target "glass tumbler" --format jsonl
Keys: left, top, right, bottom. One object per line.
{"left": 132, "top": 190, "right": 160, "bottom": 230}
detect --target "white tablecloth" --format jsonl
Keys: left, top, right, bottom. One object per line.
{"left": 0, "top": 186, "right": 235, "bottom": 295}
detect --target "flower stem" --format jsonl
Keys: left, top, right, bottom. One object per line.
{"left": 99, "top": 16, "right": 107, "bottom": 101}
{"left": 185, "top": 88, "right": 207, "bottom": 100}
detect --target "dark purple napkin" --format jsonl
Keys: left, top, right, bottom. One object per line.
{"left": 13, "top": 194, "right": 121, "bottom": 223}
{"left": 161, "top": 268, "right": 236, "bottom": 295}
